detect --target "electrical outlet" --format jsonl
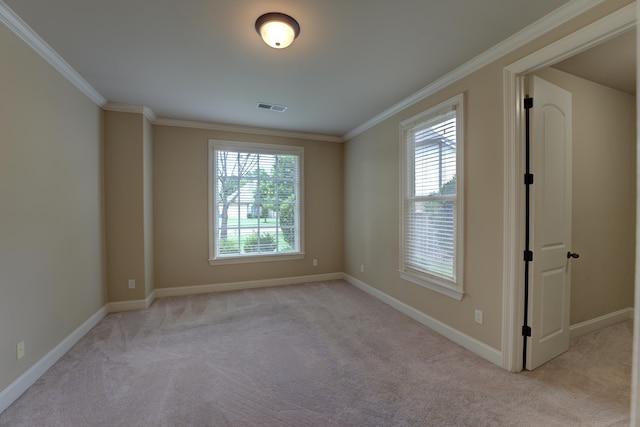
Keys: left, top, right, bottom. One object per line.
{"left": 475, "top": 309, "right": 483, "bottom": 325}
{"left": 16, "top": 341, "right": 25, "bottom": 360}
{"left": 313, "top": 258, "right": 318, "bottom": 267}
{"left": 128, "top": 279, "right": 135, "bottom": 289}
{"left": 360, "top": 265, "right": 364, "bottom": 273}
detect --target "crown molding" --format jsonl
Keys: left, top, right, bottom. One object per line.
{"left": 106, "top": 103, "right": 342, "bottom": 142}
{"left": 506, "top": 1, "right": 636, "bottom": 74}
{"left": 343, "top": 0, "right": 607, "bottom": 141}
{"left": 103, "top": 102, "right": 157, "bottom": 122}
{"left": 2, "top": 0, "right": 610, "bottom": 141}
{"left": 154, "top": 117, "right": 344, "bottom": 143}
{"left": 0, "top": 1, "right": 106, "bottom": 106}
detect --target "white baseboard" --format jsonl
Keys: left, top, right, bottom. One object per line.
{"left": 570, "top": 307, "right": 634, "bottom": 339}
{"left": 107, "top": 290, "right": 156, "bottom": 313}
{"left": 0, "top": 305, "right": 108, "bottom": 414}
{"left": 1, "top": 277, "right": 633, "bottom": 417}
{"left": 154, "top": 272, "right": 344, "bottom": 298}
{"left": 1, "top": 270, "right": 487, "bottom": 415}
{"left": 109, "top": 273, "right": 344, "bottom": 308}
{"left": 0, "top": 273, "right": 341, "bottom": 414}
{"left": 344, "top": 274, "right": 503, "bottom": 367}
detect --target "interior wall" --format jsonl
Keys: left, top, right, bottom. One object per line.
{"left": 152, "top": 125, "right": 343, "bottom": 289}
{"left": 0, "top": 24, "right": 105, "bottom": 391}
{"left": 104, "top": 111, "right": 149, "bottom": 302}
{"left": 143, "top": 116, "right": 154, "bottom": 298}
{"left": 535, "top": 67, "right": 636, "bottom": 324}
{"left": 343, "top": 0, "right": 634, "bottom": 354}
{"left": 344, "top": 64, "right": 506, "bottom": 351}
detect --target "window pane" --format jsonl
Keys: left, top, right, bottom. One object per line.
{"left": 211, "top": 142, "right": 302, "bottom": 260}
{"left": 401, "top": 96, "right": 462, "bottom": 294}
{"left": 413, "top": 114, "right": 456, "bottom": 197}
{"left": 278, "top": 202, "right": 296, "bottom": 250}
{"left": 406, "top": 199, "right": 456, "bottom": 280}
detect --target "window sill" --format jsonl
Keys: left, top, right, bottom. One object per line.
{"left": 399, "top": 270, "right": 464, "bottom": 301}
{"left": 209, "top": 253, "right": 305, "bottom": 266}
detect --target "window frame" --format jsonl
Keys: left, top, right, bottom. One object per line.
{"left": 208, "top": 139, "right": 305, "bottom": 265}
{"left": 399, "top": 94, "right": 464, "bottom": 300}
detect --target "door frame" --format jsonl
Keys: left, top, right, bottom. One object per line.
{"left": 501, "top": 3, "right": 636, "bottom": 373}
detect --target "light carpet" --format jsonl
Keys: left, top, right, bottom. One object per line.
{"left": 0, "top": 280, "right": 631, "bottom": 426}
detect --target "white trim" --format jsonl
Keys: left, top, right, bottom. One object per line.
{"left": 399, "top": 272, "right": 464, "bottom": 301}
{"left": 502, "top": 3, "right": 636, "bottom": 373}
{"left": 343, "top": 0, "right": 606, "bottom": 141}
{"left": 501, "top": 61, "right": 527, "bottom": 373}
{"left": 344, "top": 274, "right": 503, "bottom": 367}
{"left": 107, "top": 291, "right": 156, "bottom": 313}
{"left": 209, "top": 253, "right": 305, "bottom": 266}
{"left": 154, "top": 272, "right": 343, "bottom": 298}
{"left": 570, "top": 308, "right": 635, "bottom": 340}
{"left": 103, "top": 102, "right": 157, "bottom": 122}
{"left": 633, "top": 5, "right": 640, "bottom": 425}
{"left": 509, "top": 6, "right": 636, "bottom": 74}
{"left": 0, "top": 305, "right": 108, "bottom": 414}
{"left": 155, "top": 117, "right": 343, "bottom": 143}
{"left": 0, "top": 1, "right": 106, "bottom": 106}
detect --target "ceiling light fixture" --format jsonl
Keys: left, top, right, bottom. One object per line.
{"left": 255, "top": 12, "right": 300, "bottom": 49}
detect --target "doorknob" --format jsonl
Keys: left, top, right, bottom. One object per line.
{"left": 567, "top": 252, "right": 580, "bottom": 259}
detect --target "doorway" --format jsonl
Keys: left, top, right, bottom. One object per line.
{"left": 525, "top": 60, "right": 636, "bottom": 370}
{"left": 501, "top": 2, "right": 636, "bottom": 373}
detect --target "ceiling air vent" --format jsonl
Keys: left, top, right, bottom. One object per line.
{"left": 257, "top": 102, "right": 288, "bottom": 112}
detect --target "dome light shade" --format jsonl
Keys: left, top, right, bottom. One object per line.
{"left": 255, "top": 13, "right": 300, "bottom": 49}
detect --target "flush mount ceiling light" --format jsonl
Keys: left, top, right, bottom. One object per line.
{"left": 255, "top": 12, "right": 300, "bottom": 49}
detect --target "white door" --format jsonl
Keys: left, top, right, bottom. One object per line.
{"left": 526, "top": 75, "right": 573, "bottom": 370}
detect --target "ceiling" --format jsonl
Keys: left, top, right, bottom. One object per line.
{"left": 3, "top": 0, "right": 576, "bottom": 137}
{"left": 553, "top": 28, "right": 636, "bottom": 95}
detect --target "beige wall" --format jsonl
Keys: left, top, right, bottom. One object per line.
{"left": 153, "top": 126, "right": 343, "bottom": 289}
{"left": 536, "top": 67, "right": 636, "bottom": 324}
{"left": 104, "top": 112, "right": 145, "bottom": 301}
{"left": 0, "top": 24, "right": 105, "bottom": 391}
{"left": 343, "top": 0, "right": 634, "bottom": 352}
{"left": 345, "top": 66, "right": 506, "bottom": 350}
{"left": 143, "top": 117, "right": 154, "bottom": 298}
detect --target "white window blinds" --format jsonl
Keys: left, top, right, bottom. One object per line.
{"left": 400, "top": 94, "right": 463, "bottom": 299}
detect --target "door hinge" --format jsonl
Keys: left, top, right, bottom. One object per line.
{"left": 524, "top": 174, "right": 534, "bottom": 185}
{"left": 522, "top": 325, "right": 532, "bottom": 337}
{"left": 524, "top": 97, "right": 533, "bottom": 109}
{"left": 524, "top": 250, "right": 533, "bottom": 262}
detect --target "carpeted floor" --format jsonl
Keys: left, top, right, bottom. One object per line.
{"left": 0, "top": 280, "right": 632, "bottom": 426}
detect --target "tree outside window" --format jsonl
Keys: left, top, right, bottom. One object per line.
{"left": 208, "top": 140, "right": 303, "bottom": 264}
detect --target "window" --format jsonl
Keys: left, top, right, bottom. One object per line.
{"left": 208, "top": 140, "right": 304, "bottom": 265}
{"left": 399, "top": 94, "right": 464, "bottom": 300}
